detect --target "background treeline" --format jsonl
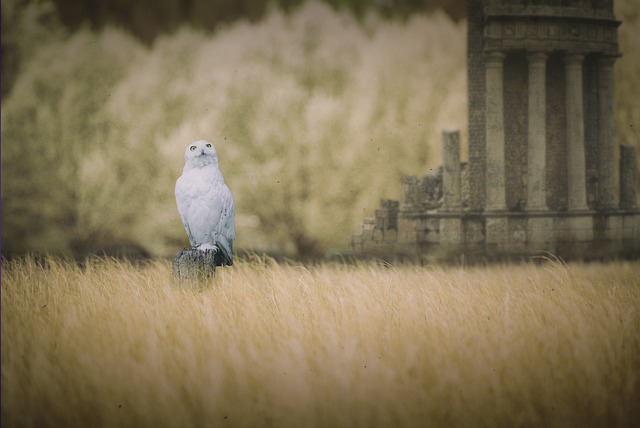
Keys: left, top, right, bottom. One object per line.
{"left": 1, "top": 0, "right": 638, "bottom": 260}
{"left": 50, "top": 0, "right": 467, "bottom": 43}
{"left": 2, "top": 0, "right": 466, "bottom": 97}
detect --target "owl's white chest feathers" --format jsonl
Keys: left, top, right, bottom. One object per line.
{"left": 178, "top": 166, "right": 221, "bottom": 197}
{"left": 176, "top": 166, "right": 226, "bottom": 218}
{"left": 175, "top": 162, "right": 233, "bottom": 240}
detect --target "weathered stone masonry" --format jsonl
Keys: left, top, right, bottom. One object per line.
{"left": 351, "top": 0, "right": 640, "bottom": 261}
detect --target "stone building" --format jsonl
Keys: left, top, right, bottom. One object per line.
{"left": 351, "top": 0, "right": 639, "bottom": 261}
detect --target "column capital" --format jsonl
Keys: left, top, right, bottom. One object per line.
{"left": 485, "top": 51, "right": 505, "bottom": 65}
{"left": 527, "top": 51, "right": 548, "bottom": 62}
{"left": 598, "top": 54, "right": 618, "bottom": 68}
{"left": 564, "top": 53, "right": 584, "bottom": 66}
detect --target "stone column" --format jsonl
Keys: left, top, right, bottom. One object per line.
{"left": 565, "top": 54, "right": 589, "bottom": 211}
{"left": 597, "top": 55, "right": 617, "bottom": 210}
{"left": 485, "top": 51, "right": 506, "bottom": 211}
{"left": 442, "top": 130, "right": 461, "bottom": 211}
{"left": 620, "top": 144, "right": 638, "bottom": 210}
{"left": 526, "top": 51, "right": 548, "bottom": 211}
{"left": 403, "top": 176, "right": 419, "bottom": 208}
{"left": 526, "top": 53, "right": 553, "bottom": 248}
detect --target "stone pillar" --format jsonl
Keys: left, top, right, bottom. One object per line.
{"left": 597, "top": 55, "right": 617, "bottom": 209}
{"left": 467, "top": 0, "right": 486, "bottom": 212}
{"left": 526, "top": 51, "right": 548, "bottom": 211}
{"left": 620, "top": 144, "right": 638, "bottom": 210}
{"left": 403, "top": 175, "right": 419, "bottom": 208}
{"left": 485, "top": 51, "right": 507, "bottom": 212}
{"left": 565, "top": 54, "right": 589, "bottom": 211}
{"left": 442, "top": 130, "right": 461, "bottom": 211}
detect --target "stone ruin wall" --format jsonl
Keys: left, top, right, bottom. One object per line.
{"left": 351, "top": 131, "right": 639, "bottom": 261}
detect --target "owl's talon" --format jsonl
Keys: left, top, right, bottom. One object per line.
{"left": 196, "top": 243, "right": 218, "bottom": 253}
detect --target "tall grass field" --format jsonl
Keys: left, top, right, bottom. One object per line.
{"left": 2, "top": 257, "right": 639, "bottom": 427}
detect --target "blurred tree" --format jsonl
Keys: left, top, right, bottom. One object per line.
{"left": 2, "top": 0, "right": 467, "bottom": 97}
{"left": 1, "top": 29, "right": 146, "bottom": 256}
{"left": 189, "top": 0, "right": 269, "bottom": 31}
{"left": 1, "top": 0, "right": 66, "bottom": 97}
{"left": 51, "top": 0, "right": 186, "bottom": 43}
{"left": 49, "top": 0, "right": 467, "bottom": 44}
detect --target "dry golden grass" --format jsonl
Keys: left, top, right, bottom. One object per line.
{"left": 2, "top": 256, "right": 639, "bottom": 427}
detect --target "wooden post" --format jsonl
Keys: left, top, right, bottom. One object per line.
{"left": 172, "top": 248, "right": 217, "bottom": 282}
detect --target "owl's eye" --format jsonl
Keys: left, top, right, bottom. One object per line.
{"left": 190, "top": 146, "right": 196, "bottom": 151}
{"left": 206, "top": 144, "right": 212, "bottom": 148}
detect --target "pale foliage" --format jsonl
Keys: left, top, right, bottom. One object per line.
{"left": 1, "top": 29, "right": 147, "bottom": 254}
{"left": 1, "top": 2, "right": 466, "bottom": 257}
{"left": 109, "top": 2, "right": 467, "bottom": 256}
{"left": 2, "top": 257, "right": 640, "bottom": 427}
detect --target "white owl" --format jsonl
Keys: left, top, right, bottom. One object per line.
{"left": 175, "top": 140, "right": 235, "bottom": 266}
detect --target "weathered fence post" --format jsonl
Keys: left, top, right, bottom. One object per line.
{"left": 172, "top": 248, "right": 217, "bottom": 283}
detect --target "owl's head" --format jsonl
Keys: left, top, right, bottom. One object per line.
{"left": 183, "top": 140, "right": 219, "bottom": 169}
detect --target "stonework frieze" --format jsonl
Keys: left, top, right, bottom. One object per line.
{"left": 484, "top": 18, "right": 619, "bottom": 54}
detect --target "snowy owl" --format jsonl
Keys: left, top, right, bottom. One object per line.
{"left": 175, "top": 140, "right": 235, "bottom": 266}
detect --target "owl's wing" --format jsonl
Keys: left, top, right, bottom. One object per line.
{"left": 211, "top": 183, "right": 235, "bottom": 265}
{"left": 175, "top": 175, "right": 197, "bottom": 247}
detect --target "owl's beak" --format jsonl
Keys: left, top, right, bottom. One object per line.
{"left": 200, "top": 149, "right": 206, "bottom": 156}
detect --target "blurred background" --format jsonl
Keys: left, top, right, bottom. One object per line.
{"left": 2, "top": 0, "right": 639, "bottom": 260}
